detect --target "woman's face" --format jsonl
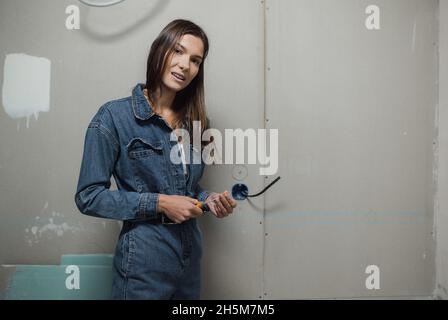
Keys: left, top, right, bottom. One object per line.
{"left": 161, "top": 34, "right": 204, "bottom": 94}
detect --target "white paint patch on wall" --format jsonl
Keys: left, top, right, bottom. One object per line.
{"left": 24, "top": 204, "right": 85, "bottom": 246}
{"left": 25, "top": 214, "right": 83, "bottom": 246}
{"left": 2, "top": 53, "right": 51, "bottom": 129}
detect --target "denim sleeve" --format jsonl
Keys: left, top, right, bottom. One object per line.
{"left": 194, "top": 183, "right": 211, "bottom": 203}
{"left": 74, "top": 106, "right": 159, "bottom": 221}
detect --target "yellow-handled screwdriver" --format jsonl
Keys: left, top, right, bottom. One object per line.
{"left": 195, "top": 201, "right": 210, "bottom": 212}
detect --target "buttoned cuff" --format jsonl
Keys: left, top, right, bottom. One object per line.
{"left": 137, "top": 193, "right": 159, "bottom": 220}
{"left": 197, "top": 189, "right": 211, "bottom": 203}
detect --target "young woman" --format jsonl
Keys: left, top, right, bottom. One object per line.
{"left": 75, "top": 19, "right": 237, "bottom": 299}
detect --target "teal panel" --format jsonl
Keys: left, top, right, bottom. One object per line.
{"left": 4, "top": 265, "right": 112, "bottom": 300}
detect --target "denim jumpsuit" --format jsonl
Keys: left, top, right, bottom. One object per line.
{"left": 74, "top": 83, "right": 210, "bottom": 299}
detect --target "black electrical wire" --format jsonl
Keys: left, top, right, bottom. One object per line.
{"left": 246, "top": 176, "right": 281, "bottom": 198}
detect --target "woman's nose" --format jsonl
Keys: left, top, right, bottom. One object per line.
{"left": 178, "top": 56, "right": 190, "bottom": 70}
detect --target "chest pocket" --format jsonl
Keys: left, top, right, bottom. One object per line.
{"left": 126, "top": 137, "right": 169, "bottom": 193}
{"left": 127, "top": 138, "right": 163, "bottom": 159}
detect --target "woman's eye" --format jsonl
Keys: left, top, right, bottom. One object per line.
{"left": 175, "top": 49, "right": 182, "bottom": 54}
{"left": 193, "top": 60, "right": 201, "bottom": 66}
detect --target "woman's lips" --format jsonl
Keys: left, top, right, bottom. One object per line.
{"left": 172, "top": 72, "right": 186, "bottom": 82}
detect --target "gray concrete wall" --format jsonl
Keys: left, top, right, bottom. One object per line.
{"left": 0, "top": 0, "right": 444, "bottom": 299}
{"left": 436, "top": 0, "right": 448, "bottom": 300}
{"left": 264, "top": 0, "right": 438, "bottom": 299}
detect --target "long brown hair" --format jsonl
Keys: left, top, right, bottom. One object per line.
{"left": 145, "top": 19, "right": 209, "bottom": 136}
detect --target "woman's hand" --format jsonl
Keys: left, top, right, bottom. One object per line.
{"left": 206, "top": 190, "right": 237, "bottom": 218}
{"left": 157, "top": 194, "right": 203, "bottom": 224}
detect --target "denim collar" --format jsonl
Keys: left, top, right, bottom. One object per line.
{"left": 131, "top": 83, "right": 156, "bottom": 121}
